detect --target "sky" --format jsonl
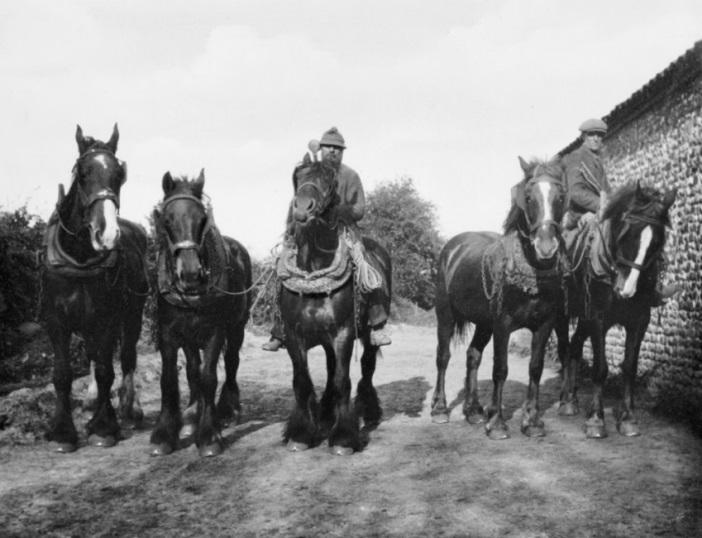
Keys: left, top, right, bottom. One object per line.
{"left": 1, "top": 0, "right": 700, "bottom": 259}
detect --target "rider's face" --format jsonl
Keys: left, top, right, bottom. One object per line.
{"left": 321, "top": 145, "right": 343, "bottom": 166}
{"left": 583, "top": 131, "right": 604, "bottom": 153}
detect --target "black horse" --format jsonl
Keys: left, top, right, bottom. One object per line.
{"left": 150, "top": 170, "right": 252, "bottom": 457}
{"left": 42, "top": 124, "right": 148, "bottom": 453}
{"left": 278, "top": 154, "right": 391, "bottom": 455}
{"left": 431, "top": 157, "right": 569, "bottom": 439}
{"left": 558, "top": 182, "right": 676, "bottom": 438}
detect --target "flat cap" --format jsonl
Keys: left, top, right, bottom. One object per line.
{"left": 579, "top": 118, "right": 608, "bottom": 133}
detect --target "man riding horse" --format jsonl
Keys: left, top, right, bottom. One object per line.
{"left": 563, "top": 117, "right": 676, "bottom": 306}
{"left": 263, "top": 126, "right": 391, "bottom": 350}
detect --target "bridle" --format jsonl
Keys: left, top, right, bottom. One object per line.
{"left": 57, "top": 149, "right": 123, "bottom": 236}
{"left": 519, "top": 175, "right": 565, "bottom": 239}
{"left": 160, "top": 192, "right": 212, "bottom": 257}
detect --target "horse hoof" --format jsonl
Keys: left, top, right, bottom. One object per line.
{"left": 150, "top": 443, "right": 174, "bottom": 457}
{"left": 466, "top": 412, "right": 486, "bottom": 425}
{"left": 618, "top": 422, "right": 640, "bottom": 437}
{"left": 431, "top": 412, "right": 450, "bottom": 424}
{"left": 584, "top": 425, "right": 608, "bottom": 439}
{"left": 486, "top": 427, "right": 510, "bottom": 440}
{"left": 52, "top": 442, "right": 77, "bottom": 453}
{"left": 198, "top": 443, "right": 223, "bottom": 458}
{"left": 522, "top": 424, "right": 546, "bottom": 438}
{"left": 329, "top": 445, "right": 354, "bottom": 456}
{"left": 559, "top": 402, "right": 579, "bottom": 416}
{"left": 180, "top": 424, "right": 196, "bottom": 439}
{"left": 88, "top": 434, "right": 117, "bottom": 448}
{"left": 286, "top": 440, "right": 310, "bottom": 452}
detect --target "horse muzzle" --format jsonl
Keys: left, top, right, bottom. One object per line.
{"left": 174, "top": 246, "right": 206, "bottom": 293}
{"left": 532, "top": 222, "right": 561, "bottom": 260}
{"left": 88, "top": 199, "right": 120, "bottom": 251}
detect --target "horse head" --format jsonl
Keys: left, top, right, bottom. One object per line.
{"left": 290, "top": 153, "right": 340, "bottom": 228}
{"left": 505, "top": 157, "right": 566, "bottom": 261}
{"left": 64, "top": 123, "right": 125, "bottom": 251}
{"left": 157, "top": 169, "right": 210, "bottom": 294}
{"left": 602, "top": 181, "right": 675, "bottom": 299}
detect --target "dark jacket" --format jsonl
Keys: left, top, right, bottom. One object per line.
{"left": 564, "top": 145, "right": 610, "bottom": 224}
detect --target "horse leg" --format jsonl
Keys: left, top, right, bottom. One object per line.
{"left": 319, "top": 344, "right": 337, "bottom": 436}
{"left": 284, "top": 337, "right": 319, "bottom": 451}
{"left": 558, "top": 316, "right": 580, "bottom": 416}
{"left": 430, "top": 300, "right": 454, "bottom": 423}
{"left": 196, "top": 331, "right": 225, "bottom": 457}
{"left": 216, "top": 322, "right": 244, "bottom": 427}
{"left": 84, "top": 361, "right": 98, "bottom": 411}
{"left": 85, "top": 330, "right": 120, "bottom": 447}
{"left": 181, "top": 345, "right": 201, "bottom": 440}
{"left": 117, "top": 305, "right": 144, "bottom": 427}
{"left": 355, "top": 335, "right": 382, "bottom": 431}
{"left": 47, "top": 322, "right": 78, "bottom": 452}
{"left": 328, "top": 329, "right": 360, "bottom": 455}
{"left": 463, "top": 324, "right": 492, "bottom": 424}
{"left": 616, "top": 317, "right": 647, "bottom": 437}
{"left": 584, "top": 319, "right": 608, "bottom": 438}
{"left": 520, "top": 321, "right": 552, "bottom": 437}
{"left": 150, "top": 338, "right": 181, "bottom": 456}
{"left": 485, "top": 323, "right": 510, "bottom": 440}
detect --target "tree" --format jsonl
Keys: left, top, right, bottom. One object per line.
{"left": 362, "top": 177, "right": 442, "bottom": 309}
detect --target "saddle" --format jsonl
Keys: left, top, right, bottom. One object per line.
{"left": 276, "top": 238, "right": 353, "bottom": 295}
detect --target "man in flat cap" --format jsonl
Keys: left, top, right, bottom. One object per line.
{"left": 563, "top": 118, "right": 610, "bottom": 230}
{"left": 262, "top": 127, "right": 392, "bottom": 351}
{"left": 562, "top": 118, "right": 676, "bottom": 305}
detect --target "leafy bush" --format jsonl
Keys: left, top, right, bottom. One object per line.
{"left": 0, "top": 207, "right": 46, "bottom": 358}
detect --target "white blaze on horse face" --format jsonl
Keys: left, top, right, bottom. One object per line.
{"left": 94, "top": 153, "right": 110, "bottom": 170}
{"left": 620, "top": 225, "right": 653, "bottom": 298}
{"left": 532, "top": 180, "right": 558, "bottom": 259}
{"left": 91, "top": 199, "right": 119, "bottom": 251}
{"left": 538, "top": 181, "right": 553, "bottom": 223}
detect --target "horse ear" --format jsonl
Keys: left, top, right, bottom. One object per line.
{"left": 58, "top": 183, "right": 66, "bottom": 204}
{"left": 120, "top": 160, "right": 128, "bottom": 185}
{"left": 662, "top": 188, "right": 677, "bottom": 211}
{"left": 634, "top": 179, "right": 645, "bottom": 200}
{"left": 194, "top": 168, "right": 205, "bottom": 197}
{"left": 511, "top": 183, "right": 526, "bottom": 210}
{"left": 75, "top": 124, "right": 87, "bottom": 154}
{"left": 106, "top": 123, "right": 119, "bottom": 154}
{"left": 162, "top": 171, "right": 175, "bottom": 194}
{"left": 303, "top": 152, "right": 311, "bottom": 165}
{"left": 518, "top": 156, "right": 530, "bottom": 175}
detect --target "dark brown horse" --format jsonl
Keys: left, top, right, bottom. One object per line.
{"left": 42, "top": 124, "right": 148, "bottom": 452}
{"left": 558, "top": 182, "right": 676, "bottom": 438}
{"left": 150, "top": 170, "right": 252, "bottom": 457}
{"left": 279, "top": 154, "right": 391, "bottom": 455}
{"left": 431, "top": 157, "right": 569, "bottom": 439}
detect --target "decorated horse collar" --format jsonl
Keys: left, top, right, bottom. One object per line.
{"left": 43, "top": 215, "right": 119, "bottom": 277}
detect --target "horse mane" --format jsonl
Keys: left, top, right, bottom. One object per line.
{"left": 292, "top": 159, "right": 338, "bottom": 190}
{"left": 502, "top": 157, "right": 564, "bottom": 234}
{"left": 602, "top": 181, "right": 671, "bottom": 227}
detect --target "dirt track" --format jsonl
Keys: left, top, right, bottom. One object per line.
{"left": 1, "top": 324, "right": 701, "bottom": 537}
